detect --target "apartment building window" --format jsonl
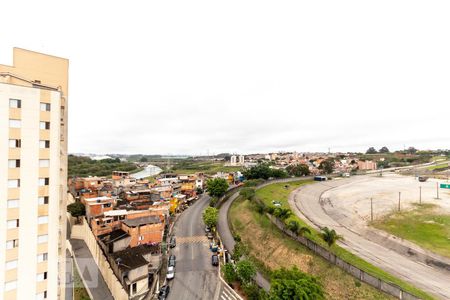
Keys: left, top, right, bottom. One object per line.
{"left": 39, "top": 121, "right": 50, "bottom": 130}
{"left": 9, "top": 119, "right": 21, "bottom": 128}
{"left": 131, "top": 282, "right": 137, "bottom": 295}
{"left": 4, "top": 280, "right": 17, "bottom": 292}
{"left": 7, "top": 219, "right": 19, "bottom": 229}
{"left": 5, "top": 260, "right": 18, "bottom": 270}
{"left": 39, "top": 159, "right": 50, "bottom": 168}
{"left": 9, "top": 99, "right": 21, "bottom": 108}
{"left": 38, "top": 216, "right": 49, "bottom": 224}
{"left": 39, "top": 178, "right": 50, "bottom": 186}
{"left": 37, "top": 234, "right": 48, "bottom": 244}
{"left": 39, "top": 140, "right": 50, "bottom": 148}
{"left": 37, "top": 253, "right": 48, "bottom": 262}
{"left": 8, "top": 159, "right": 20, "bottom": 168}
{"left": 36, "top": 272, "right": 47, "bottom": 282}
{"left": 7, "top": 199, "right": 19, "bottom": 208}
{"left": 9, "top": 139, "right": 21, "bottom": 148}
{"left": 36, "top": 291, "right": 47, "bottom": 300}
{"left": 8, "top": 179, "right": 20, "bottom": 188}
{"left": 6, "top": 239, "right": 19, "bottom": 249}
{"left": 38, "top": 196, "right": 49, "bottom": 205}
{"left": 40, "top": 103, "right": 51, "bottom": 111}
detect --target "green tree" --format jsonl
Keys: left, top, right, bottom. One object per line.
{"left": 139, "top": 156, "right": 148, "bottom": 162}
{"left": 379, "top": 146, "right": 390, "bottom": 153}
{"left": 236, "top": 260, "right": 256, "bottom": 284}
{"left": 286, "top": 220, "right": 311, "bottom": 237}
{"left": 286, "top": 164, "right": 310, "bottom": 177}
{"left": 243, "top": 164, "right": 287, "bottom": 180}
{"left": 209, "top": 197, "right": 218, "bottom": 207}
{"left": 67, "top": 202, "right": 85, "bottom": 223}
{"left": 240, "top": 187, "right": 256, "bottom": 200}
{"left": 273, "top": 208, "right": 292, "bottom": 221}
{"left": 233, "top": 241, "right": 249, "bottom": 261}
{"left": 269, "top": 267, "right": 325, "bottom": 300}
{"left": 196, "top": 187, "right": 203, "bottom": 194}
{"left": 223, "top": 263, "right": 238, "bottom": 283}
{"left": 366, "top": 147, "right": 378, "bottom": 154}
{"left": 202, "top": 207, "right": 219, "bottom": 229}
{"left": 320, "top": 227, "right": 342, "bottom": 247}
{"left": 206, "top": 178, "right": 229, "bottom": 198}
{"left": 318, "top": 158, "right": 335, "bottom": 174}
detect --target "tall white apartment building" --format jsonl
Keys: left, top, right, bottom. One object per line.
{"left": 0, "top": 48, "right": 68, "bottom": 300}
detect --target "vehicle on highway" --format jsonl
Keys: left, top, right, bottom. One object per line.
{"left": 168, "top": 255, "right": 176, "bottom": 267}
{"left": 211, "top": 254, "right": 219, "bottom": 266}
{"left": 314, "top": 176, "right": 328, "bottom": 181}
{"left": 169, "top": 236, "right": 176, "bottom": 248}
{"left": 158, "top": 285, "right": 170, "bottom": 300}
{"left": 419, "top": 176, "right": 428, "bottom": 182}
{"left": 166, "top": 266, "right": 175, "bottom": 280}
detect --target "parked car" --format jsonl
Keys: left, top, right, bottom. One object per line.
{"left": 211, "top": 254, "right": 219, "bottom": 266}
{"left": 205, "top": 226, "right": 211, "bottom": 233}
{"left": 206, "top": 232, "right": 214, "bottom": 239}
{"left": 166, "top": 266, "right": 175, "bottom": 280}
{"left": 168, "top": 255, "right": 176, "bottom": 267}
{"left": 169, "top": 236, "right": 176, "bottom": 248}
{"left": 158, "top": 285, "right": 170, "bottom": 300}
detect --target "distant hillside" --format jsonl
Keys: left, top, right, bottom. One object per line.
{"left": 68, "top": 155, "right": 139, "bottom": 177}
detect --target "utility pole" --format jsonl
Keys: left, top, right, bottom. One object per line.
{"left": 419, "top": 186, "right": 422, "bottom": 204}
{"left": 436, "top": 182, "right": 440, "bottom": 199}
{"left": 398, "top": 192, "right": 401, "bottom": 212}
{"left": 370, "top": 198, "right": 373, "bottom": 222}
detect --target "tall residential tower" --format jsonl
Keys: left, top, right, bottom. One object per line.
{"left": 0, "top": 48, "right": 68, "bottom": 300}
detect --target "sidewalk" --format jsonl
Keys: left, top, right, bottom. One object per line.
{"left": 70, "top": 239, "right": 114, "bottom": 300}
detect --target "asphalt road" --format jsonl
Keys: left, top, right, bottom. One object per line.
{"left": 290, "top": 177, "right": 450, "bottom": 299}
{"left": 167, "top": 194, "right": 222, "bottom": 300}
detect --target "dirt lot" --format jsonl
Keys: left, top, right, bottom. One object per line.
{"left": 323, "top": 173, "right": 450, "bottom": 225}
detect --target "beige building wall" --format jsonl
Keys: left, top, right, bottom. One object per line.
{"left": 0, "top": 48, "right": 68, "bottom": 300}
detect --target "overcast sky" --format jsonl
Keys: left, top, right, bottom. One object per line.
{"left": 2, "top": 1, "right": 450, "bottom": 155}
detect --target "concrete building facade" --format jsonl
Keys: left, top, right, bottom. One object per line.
{"left": 0, "top": 48, "right": 68, "bottom": 300}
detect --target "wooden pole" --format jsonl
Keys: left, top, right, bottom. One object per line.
{"left": 419, "top": 186, "right": 422, "bottom": 204}
{"left": 398, "top": 192, "right": 401, "bottom": 212}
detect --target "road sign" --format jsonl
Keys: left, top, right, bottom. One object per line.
{"left": 440, "top": 183, "right": 450, "bottom": 189}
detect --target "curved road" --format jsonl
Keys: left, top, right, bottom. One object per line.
{"left": 290, "top": 176, "right": 450, "bottom": 299}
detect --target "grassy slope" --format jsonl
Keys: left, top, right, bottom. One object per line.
{"left": 373, "top": 203, "right": 450, "bottom": 258}
{"left": 230, "top": 197, "right": 394, "bottom": 300}
{"left": 255, "top": 181, "right": 434, "bottom": 300}
{"left": 73, "top": 265, "right": 91, "bottom": 300}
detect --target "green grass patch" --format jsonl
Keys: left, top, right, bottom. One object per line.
{"left": 373, "top": 203, "right": 450, "bottom": 258}
{"left": 73, "top": 264, "right": 91, "bottom": 300}
{"left": 427, "top": 163, "right": 449, "bottom": 171}
{"left": 169, "top": 160, "right": 242, "bottom": 175}
{"left": 254, "top": 182, "right": 434, "bottom": 300}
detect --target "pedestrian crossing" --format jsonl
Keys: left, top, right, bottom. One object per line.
{"left": 220, "top": 283, "right": 239, "bottom": 300}
{"left": 176, "top": 235, "right": 210, "bottom": 244}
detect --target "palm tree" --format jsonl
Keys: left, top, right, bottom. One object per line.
{"left": 274, "top": 208, "right": 292, "bottom": 221}
{"left": 287, "top": 220, "right": 311, "bottom": 237}
{"left": 320, "top": 227, "right": 342, "bottom": 247}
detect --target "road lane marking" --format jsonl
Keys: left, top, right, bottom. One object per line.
{"left": 176, "top": 236, "right": 210, "bottom": 244}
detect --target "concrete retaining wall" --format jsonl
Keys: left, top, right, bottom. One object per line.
{"left": 71, "top": 222, "right": 129, "bottom": 300}
{"left": 265, "top": 213, "right": 422, "bottom": 300}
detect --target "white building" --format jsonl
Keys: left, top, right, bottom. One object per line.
{"left": 230, "top": 155, "right": 237, "bottom": 166}
{"left": 239, "top": 155, "right": 245, "bottom": 165}
{"left": 0, "top": 48, "right": 68, "bottom": 300}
